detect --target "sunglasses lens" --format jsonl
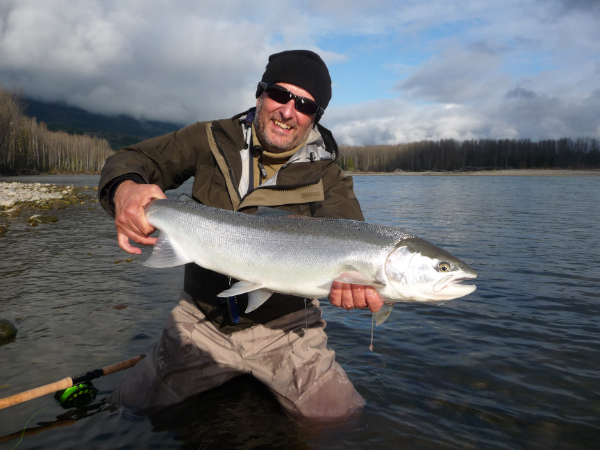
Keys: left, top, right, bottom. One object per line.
{"left": 294, "top": 98, "right": 319, "bottom": 116}
{"left": 265, "top": 85, "right": 291, "bottom": 104}
{"left": 264, "top": 85, "right": 320, "bottom": 116}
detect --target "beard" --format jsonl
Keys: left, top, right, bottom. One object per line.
{"left": 253, "top": 98, "right": 314, "bottom": 154}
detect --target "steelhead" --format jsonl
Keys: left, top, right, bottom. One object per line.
{"left": 144, "top": 199, "right": 477, "bottom": 325}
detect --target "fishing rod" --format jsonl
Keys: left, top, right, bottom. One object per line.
{"left": 0, "top": 354, "right": 145, "bottom": 410}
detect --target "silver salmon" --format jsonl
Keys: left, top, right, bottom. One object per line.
{"left": 144, "top": 199, "right": 477, "bottom": 324}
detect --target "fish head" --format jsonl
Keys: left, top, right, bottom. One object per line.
{"left": 384, "top": 237, "right": 477, "bottom": 302}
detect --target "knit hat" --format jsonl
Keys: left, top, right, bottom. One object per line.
{"left": 256, "top": 50, "right": 332, "bottom": 110}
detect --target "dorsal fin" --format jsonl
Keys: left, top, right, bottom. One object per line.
{"left": 177, "top": 194, "right": 196, "bottom": 202}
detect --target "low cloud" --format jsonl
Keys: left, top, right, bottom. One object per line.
{"left": 0, "top": 0, "right": 598, "bottom": 143}
{"left": 325, "top": 87, "right": 600, "bottom": 145}
{"left": 0, "top": 0, "right": 332, "bottom": 123}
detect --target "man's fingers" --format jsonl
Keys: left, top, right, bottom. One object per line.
{"left": 365, "top": 287, "right": 384, "bottom": 312}
{"left": 113, "top": 182, "right": 166, "bottom": 254}
{"left": 340, "top": 283, "right": 354, "bottom": 310}
{"left": 329, "top": 282, "right": 383, "bottom": 311}
{"left": 146, "top": 184, "right": 168, "bottom": 201}
{"left": 116, "top": 202, "right": 155, "bottom": 237}
{"left": 116, "top": 214, "right": 154, "bottom": 239}
{"left": 117, "top": 227, "right": 158, "bottom": 254}
{"left": 329, "top": 281, "right": 342, "bottom": 307}
{"left": 118, "top": 232, "right": 142, "bottom": 255}
{"left": 350, "top": 284, "right": 367, "bottom": 309}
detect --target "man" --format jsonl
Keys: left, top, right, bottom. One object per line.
{"left": 98, "top": 50, "right": 383, "bottom": 421}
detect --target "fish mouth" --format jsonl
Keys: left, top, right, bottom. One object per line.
{"left": 433, "top": 274, "right": 477, "bottom": 299}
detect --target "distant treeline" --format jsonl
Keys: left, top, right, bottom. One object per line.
{"left": 339, "top": 138, "right": 600, "bottom": 172}
{"left": 0, "top": 87, "right": 112, "bottom": 175}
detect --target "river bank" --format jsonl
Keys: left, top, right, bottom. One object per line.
{"left": 351, "top": 169, "right": 600, "bottom": 176}
{"left": 0, "top": 181, "right": 98, "bottom": 215}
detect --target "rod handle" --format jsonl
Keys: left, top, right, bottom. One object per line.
{"left": 0, "top": 377, "right": 73, "bottom": 410}
{"left": 101, "top": 354, "right": 145, "bottom": 376}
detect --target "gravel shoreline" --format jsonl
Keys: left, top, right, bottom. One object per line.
{"left": 351, "top": 169, "right": 600, "bottom": 177}
{"left": 0, "top": 181, "right": 97, "bottom": 213}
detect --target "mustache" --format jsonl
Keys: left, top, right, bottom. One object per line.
{"left": 269, "top": 113, "right": 297, "bottom": 128}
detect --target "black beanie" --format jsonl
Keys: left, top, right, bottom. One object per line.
{"left": 256, "top": 50, "right": 332, "bottom": 110}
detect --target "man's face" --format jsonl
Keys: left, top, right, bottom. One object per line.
{"left": 254, "top": 82, "right": 316, "bottom": 154}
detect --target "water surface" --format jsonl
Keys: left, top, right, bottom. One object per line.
{"left": 0, "top": 174, "right": 599, "bottom": 449}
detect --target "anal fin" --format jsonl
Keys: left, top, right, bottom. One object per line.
{"left": 246, "top": 289, "right": 274, "bottom": 313}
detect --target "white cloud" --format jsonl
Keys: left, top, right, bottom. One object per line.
{"left": 0, "top": 0, "right": 320, "bottom": 122}
{"left": 0, "top": 0, "right": 598, "bottom": 142}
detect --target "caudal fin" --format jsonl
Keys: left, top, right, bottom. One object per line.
{"left": 144, "top": 232, "right": 192, "bottom": 268}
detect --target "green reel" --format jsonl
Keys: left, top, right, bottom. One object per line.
{"left": 54, "top": 381, "right": 98, "bottom": 408}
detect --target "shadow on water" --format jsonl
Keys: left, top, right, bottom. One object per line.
{"left": 0, "top": 401, "right": 116, "bottom": 445}
{"left": 146, "top": 375, "right": 311, "bottom": 449}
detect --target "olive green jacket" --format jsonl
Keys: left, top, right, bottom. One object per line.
{"left": 98, "top": 109, "right": 364, "bottom": 333}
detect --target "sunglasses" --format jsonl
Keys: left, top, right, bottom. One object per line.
{"left": 258, "top": 82, "right": 323, "bottom": 117}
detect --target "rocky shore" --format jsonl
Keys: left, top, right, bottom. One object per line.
{"left": 0, "top": 181, "right": 98, "bottom": 218}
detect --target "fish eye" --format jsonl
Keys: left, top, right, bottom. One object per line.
{"left": 439, "top": 262, "right": 451, "bottom": 272}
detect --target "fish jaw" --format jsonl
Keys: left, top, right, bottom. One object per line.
{"left": 384, "top": 237, "right": 477, "bottom": 302}
{"left": 433, "top": 273, "right": 477, "bottom": 299}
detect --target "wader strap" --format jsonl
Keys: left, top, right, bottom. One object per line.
{"left": 205, "top": 122, "right": 241, "bottom": 210}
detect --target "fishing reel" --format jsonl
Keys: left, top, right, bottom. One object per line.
{"left": 53, "top": 381, "right": 98, "bottom": 409}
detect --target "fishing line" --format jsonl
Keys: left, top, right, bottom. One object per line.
{"left": 303, "top": 298, "right": 308, "bottom": 352}
{"left": 10, "top": 405, "right": 51, "bottom": 450}
{"left": 304, "top": 298, "right": 308, "bottom": 331}
{"left": 369, "top": 313, "right": 375, "bottom": 352}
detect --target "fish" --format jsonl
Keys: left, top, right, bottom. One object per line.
{"left": 143, "top": 199, "right": 477, "bottom": 325}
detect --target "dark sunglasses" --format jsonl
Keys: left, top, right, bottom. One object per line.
{"left": 258, "top": 82, "right": 323, "bottom": 117}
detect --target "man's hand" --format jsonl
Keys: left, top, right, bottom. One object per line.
{"left": 328, "top": 281, "right": 384, "bottom": 312}
{"left": 114, "top": 181, "right": 167, "bottom": 254}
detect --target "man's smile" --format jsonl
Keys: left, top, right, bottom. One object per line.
{"left": 273, "top": 119, "right": 292, "bottom": 131}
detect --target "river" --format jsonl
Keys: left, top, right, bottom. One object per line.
{"left": 0, "top": 174, "right": 599, "bottom": 449}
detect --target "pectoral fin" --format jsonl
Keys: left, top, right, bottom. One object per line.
{"left": 373, "top": 303, "right": 394, "bottom": 326}
{"left": 217, "top": 281, "right": 265, "bottom": 297}
{"left": 144, "top": 232, "right": 192, "bottom": 268}
{"left": 334, "top": 271, "right": 386, "bottom": 287}
{"left": 217, "top": 281, "right": 274, "bottom": 313}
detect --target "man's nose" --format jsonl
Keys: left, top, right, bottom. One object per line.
{"left": 279, "top": 99, "right": 295, "bottom": 119}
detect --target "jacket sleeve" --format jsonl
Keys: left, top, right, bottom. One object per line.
{"left": 98, "top": 122, "right": 209, "bottom": 216}
{"left": 311, "top": 162, "right": 365, "bottom": 221}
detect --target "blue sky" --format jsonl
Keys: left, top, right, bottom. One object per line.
{"left": 0, "top": 0, "right": 599, "bottom": 145}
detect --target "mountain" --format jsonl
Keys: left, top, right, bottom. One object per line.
{"left": 24, "top": 99, "right": 184, "bottom": 150}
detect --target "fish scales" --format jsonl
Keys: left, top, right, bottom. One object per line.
{"left": 143, "top": 199, "right": 477, "bottom": 321}
{"left": 145, "top": 199, "right": 413, "bottom": 298}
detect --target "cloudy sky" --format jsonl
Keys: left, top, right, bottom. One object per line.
{"left": 1, "top": 0, "right": 599, "bottom": 145}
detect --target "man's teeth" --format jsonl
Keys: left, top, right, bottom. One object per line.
{"left": 274, "top": 120, "right": 291, "bottom": 130}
